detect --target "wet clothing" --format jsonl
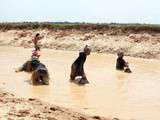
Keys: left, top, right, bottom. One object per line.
{"left": 32, "top": 50, "right": 41, "bottom": 58}
{"left": 74, "top": 52, "right": 87, "bottom": 64}
{"left": 19, "top": 58, "right": 40, "bottom": 72}
{"left": 116, "top": 57, "right": 127, "bottom": 70}
{"left": 36, "top": 63, "right": 47, "bottom": 74}
{"left": 31, "top": 58, "right": 40, "bottom": 70}
{"left": 72, "top": 52, "right": 87, "bottom": 76}
{"left": 20, "top": 60, "right": 32, "bottom": 72}
{"left": 18, "top": 59, "right": 49, "bottom": 85}
{"left": 30, "top": 62, "right": 49, "bottom": 85}
{"left": 35, "top": 63, "right": 48, "bottom": 77}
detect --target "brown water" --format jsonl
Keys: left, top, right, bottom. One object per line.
{"left": 0, "top": 46, "right": 160, "bottom": 120}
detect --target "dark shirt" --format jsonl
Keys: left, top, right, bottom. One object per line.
{"left": 74, "top": 52, "right": 86, "bottom": 65}
{"left": 73, "top": 52, "right": 87, "bottom": 76}
{"left": 31, "top": 59, "right": 40, "bottom": 70}
{"left": 36, "top": 63, "right": 48, "bottom": 74}
{"left": 116, "top": 57, "right": 126, "bottom": 70}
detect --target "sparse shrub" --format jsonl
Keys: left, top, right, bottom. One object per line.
{"left": 0, "top": 22, "right": 160, "bottom": 33}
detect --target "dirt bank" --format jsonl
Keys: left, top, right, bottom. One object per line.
{"left": 0, "top": 29, "right": 160, "bottom": 59}
{"left": 0, "top": 90, "right": 110, "bottom": 120}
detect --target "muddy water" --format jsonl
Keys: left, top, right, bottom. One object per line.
{"left": 0, "top": 46, "right": 160, "bottom": 120}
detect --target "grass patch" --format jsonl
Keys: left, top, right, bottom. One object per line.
{"left": 0, "top": 22, "right": 160, "bottom": 33}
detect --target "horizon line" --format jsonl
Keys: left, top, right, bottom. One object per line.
{"left": 0, "top": 21, "right": 159, "bottom": 25}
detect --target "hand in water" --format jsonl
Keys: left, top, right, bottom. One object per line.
{"left": 15, "top": 68, "right": 20, "bottom": 73}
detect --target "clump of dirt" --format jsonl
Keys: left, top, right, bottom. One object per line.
{"left": 0, "top": 90, "right": 110, "bottom": 120}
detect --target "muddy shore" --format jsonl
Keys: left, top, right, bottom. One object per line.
{"left": 0, "top": 90, "right": 110, "bottom": 120}
{"left": 0, "top": 29, "right": 160, "bottom": 59}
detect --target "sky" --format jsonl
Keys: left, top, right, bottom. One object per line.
{"left": 0, "top": 0, "right": 160, "bottom": 24}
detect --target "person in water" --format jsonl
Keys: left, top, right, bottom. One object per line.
{"left": 116, "top": 52, "right": 132, "bottom": 73}
{"left": 15, "top": 45, "right": 41, "bottom": 73}
{"left": 70, "top": 45, "right": 91, "bottom": 84}
{"left": 15, "top": 57, "right": 40, "bottom": 73}
{"left": 31, "top": 58, "right": 50, "bottom": 85}
{"left": 15, "top": 57, "right": 49, "bottom": 85}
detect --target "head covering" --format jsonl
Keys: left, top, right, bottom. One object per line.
{"left": 83, "top": 45, "right": 91, "bottom": 55}
{"left": 117, "top": 52, "right": 124, "bottom": 57}
{"left": 31, "top": 57, "right": 40, "bottom": 68}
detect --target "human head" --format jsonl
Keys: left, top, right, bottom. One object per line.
{"left": 36, "top": 33, "right": 40, "bottom": 37}
{"left": 117, "top": 52, "right": 124, "bottom": 58}
{"left": 84, "top": 45, "right": 91, "bottom": 55}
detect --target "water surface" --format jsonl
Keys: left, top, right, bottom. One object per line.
{"left": 0, "top": 46, "right": 160, "bottom": 120}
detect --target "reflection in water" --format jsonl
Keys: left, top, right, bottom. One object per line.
{"left": 116, "top": 72, "right": 126, "bottom": 80}
{"left": 0, "top": 47, "right": 160, "bottom": 120}
{"left": 31, "top": 86, "right": 50, "bottom": 98}
{"left": 69, "top": 83, "right": 87, "bottom": 106}
{"left": 116, "top": 72, "right": 128, "bottom": 92}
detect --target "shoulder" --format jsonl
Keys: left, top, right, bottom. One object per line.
{"left": 79, "top": 52, "right": 85, "bottom": 56}
{"left": 121, "top": 58, "right": 126, "bottom": 63}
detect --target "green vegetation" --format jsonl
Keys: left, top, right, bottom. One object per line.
{"left": 0, "top": 22, "right": 160, "bottom": 33}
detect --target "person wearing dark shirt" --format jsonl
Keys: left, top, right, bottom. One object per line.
{"left": 70, "top": 45, "right": 91, "bottom": 83}
{"left": 116, "top": 52, "right": 132, "bottom": 73}
{"left": 15, "top": 58, "right": 49, "bottom": 85}
{"left": 15, "top": 57, "right": 40, "bottom": 72}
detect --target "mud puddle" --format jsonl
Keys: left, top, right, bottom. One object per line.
{"left": 0, "top": 46, "right": 160, "bottom": 120}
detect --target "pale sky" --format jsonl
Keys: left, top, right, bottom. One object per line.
{"left": 0, "top": 0, "right": 160, "bottom": 24}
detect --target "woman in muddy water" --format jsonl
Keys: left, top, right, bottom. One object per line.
{"left": 15, "top": 45, "right": 49, "bottom": 85}
{"left": 116, "top": 52, "right": 132, "bottom": 73}
{"left": 15, "top": 57, "right": 50, "bottom": 85}
{"left": 70, "top": 45, "right": 91, "bottom": 85}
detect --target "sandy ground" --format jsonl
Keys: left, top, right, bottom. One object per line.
{"left": 0, "top": 90, "right": 110, "bottom": 120}
{"left": 0, "top": 29, "right": 160, "bottom": 59}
